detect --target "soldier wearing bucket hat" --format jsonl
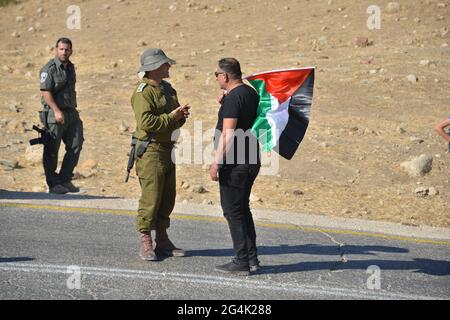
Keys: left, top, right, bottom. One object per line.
{"left": 131, "top": 48, "right": 190, "bottom": 261}
{"left": 138, "top": 48, "right": 176, "bottom": 73}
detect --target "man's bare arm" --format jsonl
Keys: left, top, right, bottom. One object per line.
{"left": 435, "top": 118, "right": 450, "bottom": 143}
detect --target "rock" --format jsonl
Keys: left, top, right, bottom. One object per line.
{"left": 409, "top": 136, "right": 424, "bottom": 143}
{"left": 2, "top": 65, "right": 14, "bottom": 73}
{"left": 77, "top": 159, "right": 98, "bottom": 178}
{"left": 9, "top": 103, "right": 23, "bottom": 113}
{"left": 6, "top": 119, "right": 26, "bottom": 133}
{"left": 440, "top": 27, "right": 448, "bottom": 38}
{"left": 320, "top": 142, "right": 330, "bottom": 148}
{"left": 385, "top": 2, "right": 400, "bottom": 13}
{"left": 119, "top": 121, "right": 129, "bottom": 132}
{"left": 419, "top": 60, "right": 430, "bottom": 66}
{"left": 0, "top": 159, "right": 19, "bottom": 169}
{"left": 25, "top": 145, "right": 43, "bottom": 166}
{"left": 181, "top": 181, "right": 190, "bottom": 190}
{"left": 15, "top": 16, "right": 25, "bottom": 23}
{"left": 250, "top": 194, "right": 263, "bottom": 203}
{"left": 397, "top": 127, "right": 406, "bottom": 134}
{"left": 414, "top": 186, "right": 438, "bottom": 197}
{"left": 400, "top": 154, "right": 433, "bottom": 177}
{"left": 318, "top": 36, "right": 328, "bottom": 46}
{"left": 428, "top": 187, "right": 439, "bottom": 196}
{"left": 11, "top": 31, "right": 20, "bottom": 38}
{"left": 32, "top": 185, "right": 47, "bottom": 193}
{"left": 169, "top": 4, "right": 177, "bottom": 12}
{"left": 406, "top": 74, "right": 418, "bottom": 83}
{"left": 137, "top": 40, "right": 147, "bottom": 46}
{"left": 191, "top": 185, "right": 207, "bottom": 194}
{"left": 293, "top": 190, "right": 304, "bottom": 196}
{"left": 355, "top": 36, "right": 369, "bottom": 48}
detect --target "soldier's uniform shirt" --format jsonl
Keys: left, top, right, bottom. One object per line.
{"left": 131, "top": 78, "right": 184, "bottom": 144}
{"left": 131, "top": 77, "right": 185, "bottom": 232}
{"left": 40, "top": 57, "right": 77, "bottom": 111}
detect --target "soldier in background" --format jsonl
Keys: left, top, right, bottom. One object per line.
{"left": 131, "top": 48, "right": 190, "bottom": 261}
{"left": 39, "top": 37, "right": 83, "bottom": 194}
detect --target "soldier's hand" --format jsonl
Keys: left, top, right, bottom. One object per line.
{"left": 171, "top": 106, "right": 187, "bottom": 121}
{"left": 55, "top": 109, "right": 65, "bottom": 125}
{"left": 181, "top": 104, "right": 190, "bottom": 119}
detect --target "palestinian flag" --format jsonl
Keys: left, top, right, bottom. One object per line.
{"left": 245, "top": 67, "right": 315, "bottom": 160}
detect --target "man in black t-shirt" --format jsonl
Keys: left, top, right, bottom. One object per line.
{"left": 210, "top": 58, "right": 261, "bottom": 276}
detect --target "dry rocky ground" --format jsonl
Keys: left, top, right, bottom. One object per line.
{"left": 0, "top": 0, "right": 449, "bottom": 228}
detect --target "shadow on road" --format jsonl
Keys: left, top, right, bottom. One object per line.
{"left": 188, "top": 244, "right": 409, "bottom": 258}
{"left": 261, "top": 258, "right": 450, "bottom": 276}
{"left": 0, "top": 257, "right": 35, "bottom": 263}
{"left": 0, "top": 189, "right": 119, "bottom": 200}
{"left": 189, "top": 244, "right": 450, "bottom": 276}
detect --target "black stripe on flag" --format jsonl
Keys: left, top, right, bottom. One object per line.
{"left": 275, "top": 69, "right": 314, "bottom": 160}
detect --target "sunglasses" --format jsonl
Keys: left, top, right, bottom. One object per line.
{"left": 214, "top": 71, "right": 226, "bottom": 77}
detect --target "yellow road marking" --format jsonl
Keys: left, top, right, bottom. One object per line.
{"left": 1, "top": 202, "right": 450, "bottom": 246}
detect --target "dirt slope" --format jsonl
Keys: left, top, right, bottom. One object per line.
{"left": 0, "top": 0, "right": 449, "bottom": 227}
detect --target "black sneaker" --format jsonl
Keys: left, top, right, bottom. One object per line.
{"left": 249, "top": 260, "right": 261, "bottom": 272}
{"left": 215, "top": 261, "right": 250, "bottom": 276}
{"left": 62, "top": 182, "right": 80, "bottom": 193}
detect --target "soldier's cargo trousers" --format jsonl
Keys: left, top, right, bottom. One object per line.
{"left": 135, "top": 142, "right": 176, "bottom": 233}
{"left": 43, "top": 109, "right": 83, "bottom": 188}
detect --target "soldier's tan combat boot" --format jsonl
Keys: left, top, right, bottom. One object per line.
{"left": 139, "top": 232, "right": 157, "bottom": 261}
{"left": 155, "top": 228, "right": 186, "bottom": 257}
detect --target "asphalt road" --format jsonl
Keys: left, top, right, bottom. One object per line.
{"left": 0, "top": 204, "right": 449, "bottom": 300}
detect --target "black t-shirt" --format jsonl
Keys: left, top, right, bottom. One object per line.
{"left": 215, "top": 84, "right": 260, "bottom": 165}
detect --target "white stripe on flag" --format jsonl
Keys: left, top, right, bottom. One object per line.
{"left": 266, "top": 95, "right": 290, "bottom": 148}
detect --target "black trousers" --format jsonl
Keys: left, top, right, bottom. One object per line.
{"left": 219, "top": 164, "right": 260, "bottom": 265}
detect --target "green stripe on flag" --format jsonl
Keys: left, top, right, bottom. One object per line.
{"left": 249, "top": 79, "right": 273, "bottom": 152}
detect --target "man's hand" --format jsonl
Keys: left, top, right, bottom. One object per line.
{"left": 209, "top": 162, "right": 219, "bottom": 182}
{"left": 171, "top": 104, "right": 190, "bottom": 121}
{"left": 54, "top": 109, "right": 65, "bottom": 125}
{"left": 41, "top": 91, "right": 65, "bottom": 125}
{"left": 180, "top": 104, "right": 190, "bottom": 118}
{"left": 217, "top": 90, "right": 227, "bottom": 105}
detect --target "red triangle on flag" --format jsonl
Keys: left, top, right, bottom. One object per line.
{"left": 246, "top": 68, "right": 313, "bottom": 104}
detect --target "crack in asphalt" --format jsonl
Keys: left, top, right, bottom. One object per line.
{"left": 316, "top": 230, "right": 349, "bottom": 271}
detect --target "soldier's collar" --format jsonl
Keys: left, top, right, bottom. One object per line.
{"left": 53, "top": 57, "right": 72, "bottom": 69}
{"left": 142, "top": 77, "right": 163, "bottom": 87}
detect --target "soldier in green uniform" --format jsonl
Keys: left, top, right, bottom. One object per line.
{"left": 39, "top": 37, "right": 83, "bottom": 194}
{"left": 131, "top": 48, "right": 190, "bottom": 261}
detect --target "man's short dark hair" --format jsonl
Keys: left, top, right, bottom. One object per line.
{"left": 218, "top": 58, "right": 242, "bottom": 80}
{"left": 56, "top": 37, "right": 72, "bottom": 49}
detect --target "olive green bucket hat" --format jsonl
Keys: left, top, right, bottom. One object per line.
{"left": 138, "top": 48, "right": 176, "bottom": 73}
